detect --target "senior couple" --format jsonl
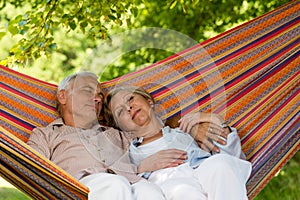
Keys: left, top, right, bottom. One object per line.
{"left": 27, "top": 71, "right": 251, "bottom": 200}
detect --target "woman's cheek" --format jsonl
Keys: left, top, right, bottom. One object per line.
{"left": 120, "top": 117, "right": 134, "bottom": 131}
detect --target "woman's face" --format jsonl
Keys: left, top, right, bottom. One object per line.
{"left": 110, "top": 90, "right": 154, "bottom": 132}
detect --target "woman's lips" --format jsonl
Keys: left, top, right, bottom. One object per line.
{"left": 131, "top": 109, "right": 141, "bottom": 120}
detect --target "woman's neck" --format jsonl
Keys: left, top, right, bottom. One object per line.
{"left": 134, "top": 118, "right": 163, "bottom": 145}
{"left": 140, "top": 129, "right": 163, "bottom": 145}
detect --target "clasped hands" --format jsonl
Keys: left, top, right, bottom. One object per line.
{"left": 138, "top": 112, "right": 230, "bottom": 173}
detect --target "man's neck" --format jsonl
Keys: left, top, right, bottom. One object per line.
{"left": 62, "top": 114, "right": 98, "bottom": 129}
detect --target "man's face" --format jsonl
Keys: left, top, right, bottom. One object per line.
{"left": 64, "top": 75, "right": 99, "bottom": 129}
{"left": 94, "top": 85, "right": 104, "bottom": 121}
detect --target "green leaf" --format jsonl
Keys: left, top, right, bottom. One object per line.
{"left": 108, "top": 15, "right": 116, "bottom": 20}
{"left": 19, "top": 29, "right": 28, "bottom": 35}
{"left": 49, "top": 43, "right": 57, "bottom": 49}
{"left": 69, "top": 21, "right": 77, "bottom": 30}
{"left": 10, "top": 44, "right": 21, "bottom": 53}
{"left": 131, "top": 7, "right": 138, "bottom": 16}
{"left": 8, "top": 24, "right": 19, "bottom": 36}
{"left": 80, "top": 21, "right": 88, "bottom": 28}
{"left": 15, "top": 15, "right": 23, "bottom": 21}
{"left": 62, "top": 14, "right": 70, "bottom": 20}
{"left": 0, "top": 59, "right": 8, "bottom": 66}
{"left": 170, "top": 0, "right": 177, "bottom": 9}
{"left": 0, "top": 32, "right": 6, "bottom": 40}
{"left": 18, "top": 20, "right": 27, "bottom": 26}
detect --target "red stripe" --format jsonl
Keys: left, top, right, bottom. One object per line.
{"left": 0, "top": 65, "right": 57, "bottom": 87}
{"left": 1, "top": 84, "right": 56, "bottom": 111}
{"left": 201, "top": 0, "right": 297, "bottom": 46}
{"left": 236, "top": 71, "right": 299, "bottom": 128}
{"left": 248, "top": 113, "right": 299, "bottom": 165}
{"left": 225, "top": 40, "right": 298, "bottom": 96}
{"left": 0, "top": 112, "right": 33, "bottom": 131}
{"left": 216, "top": 20, "right": 298, "bottom": 66}
{"left": 242, "top": 88, "right": 299, "bottom": 145}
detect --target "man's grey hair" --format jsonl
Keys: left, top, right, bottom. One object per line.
{"left": 57, "top": 71, "right": 98, "bottom": 91}
{"left": 56, "top": 71, "right": 98, "bottom": 116}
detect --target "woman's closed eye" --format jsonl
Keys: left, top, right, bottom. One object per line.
{"left": 127, "top": 95, "right": 134, "bottom": 104}
{"left": 114, "top": 94, "right": 135, "bottom": 117}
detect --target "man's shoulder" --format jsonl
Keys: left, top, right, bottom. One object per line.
{"left": 102, "top": 126, "right": 122, "bottom": 136}
{"left": 102, "top": 127, "right": 131, "bottom": 141}
{"left": 32, "top": 118, "right": 64, "bottom": 132}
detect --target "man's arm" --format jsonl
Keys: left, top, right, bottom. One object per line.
{"left": 188, "top": 122, "right": 230, "bottom": 153}
{"left": 165, "top": 113, "right": 230, "bottom": 153}
{"left": 165, "top": 115, "right": 181, "bottom": 128}
{"left": 27, "top": 127, "right": 51, "bottom": 159}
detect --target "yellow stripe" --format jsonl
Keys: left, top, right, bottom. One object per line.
{"left": 0, "top": 127, "right": 89, "bottom": 192}
{"left": 243, "top": 94, "right": 299, "bottom": 157}
{"left": 229, "top": 55, "right": 299, "bottom": 126}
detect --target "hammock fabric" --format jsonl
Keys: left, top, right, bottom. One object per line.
{"left": 1, "top": 1, "right": 299, "bottom": 199}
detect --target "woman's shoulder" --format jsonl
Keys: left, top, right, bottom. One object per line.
{"left": 162, "top": 126, "right": 186, "bottom": 135}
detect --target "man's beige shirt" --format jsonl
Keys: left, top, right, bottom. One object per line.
{"left": 27, "top": 118, "right": 141, "bottom": 183}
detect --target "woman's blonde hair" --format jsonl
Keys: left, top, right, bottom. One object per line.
{"left": 103, "top": 85, "right": 154, "bottom": 129}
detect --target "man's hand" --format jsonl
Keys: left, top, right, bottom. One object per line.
{"left": 189, "top": 122, "right": 230, "bottom": 153}
{"left": 137, "top": 149, "right": 187, "bottom": 173}
{"left": 178, "top": 112, "right": 230, "bottom": 153}
{"left": 178, "top": 112, "right": 224, "bottom": 133}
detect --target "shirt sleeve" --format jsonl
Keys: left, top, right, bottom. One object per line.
{"left": 27, "top": 127, "right": 52, "bottom": 159}
{"left": 213, "top": 127, "right": 246, "bottom": 159}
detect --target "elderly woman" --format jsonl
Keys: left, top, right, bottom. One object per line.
{"left": 104, "top": 85, "right": 252, "bottom": 200}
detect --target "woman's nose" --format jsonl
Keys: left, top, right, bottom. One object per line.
{"left": 94, "top": 93, "right": 104, "bottom": 103}
{"left": 127, "top": 105, "right": 132, "bottom": 112}
{"left": 94, "top": 96, "right": 102, "bottom": 103}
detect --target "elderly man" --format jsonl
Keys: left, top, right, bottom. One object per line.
{"left": 27, "top": 72, "right": 169, "bottom": 199}
{"left": 27, "top": 71, "right": 231, "bottom": 199}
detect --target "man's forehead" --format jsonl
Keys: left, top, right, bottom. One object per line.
{"left": 72, "top": 75, "right": 98, "bottom": 86}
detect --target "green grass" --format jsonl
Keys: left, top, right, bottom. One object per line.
{"left": 254, "top": 151, "right": 300, "bottom": 200}
{"left": 0, "top": 188, "right": 30, "bottom": 200}
{"left": 0, "top": 151, "right": 299, "bottom": 200}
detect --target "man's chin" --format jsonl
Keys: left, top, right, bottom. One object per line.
{"left": 74, "top": 118, "right": 99, "bottom": 129}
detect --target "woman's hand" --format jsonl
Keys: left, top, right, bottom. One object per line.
{"left": 137, "top": 149, "right": 187, "bottom": 173}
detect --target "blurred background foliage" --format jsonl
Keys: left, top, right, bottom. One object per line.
{"left": 0, "top": 0, "right": 291, "bottom": 83}
{"left": 0, "top": 0, "right": 298, "bottom": 199}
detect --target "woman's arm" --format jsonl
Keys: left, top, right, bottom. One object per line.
{"left": 137, "top": 149, "right": 187, "bottom": 173}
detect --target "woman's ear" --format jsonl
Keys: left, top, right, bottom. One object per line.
{"left": 57, "top": 90, "right": 67, "bottom": 105}
{"left": 147, "top": 99, "right": 154, "bottom": 107}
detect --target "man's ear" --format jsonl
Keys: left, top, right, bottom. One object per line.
{"left": 57, "top": 90, "right": 67, "bottom": 105}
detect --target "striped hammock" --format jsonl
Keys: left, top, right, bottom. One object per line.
{"left": 1, "top": 1, "right": 299, "bottom": 199}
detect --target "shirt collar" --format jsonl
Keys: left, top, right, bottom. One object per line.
{"left": 50, "top": 118, "right": 106, "bottom": 130}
